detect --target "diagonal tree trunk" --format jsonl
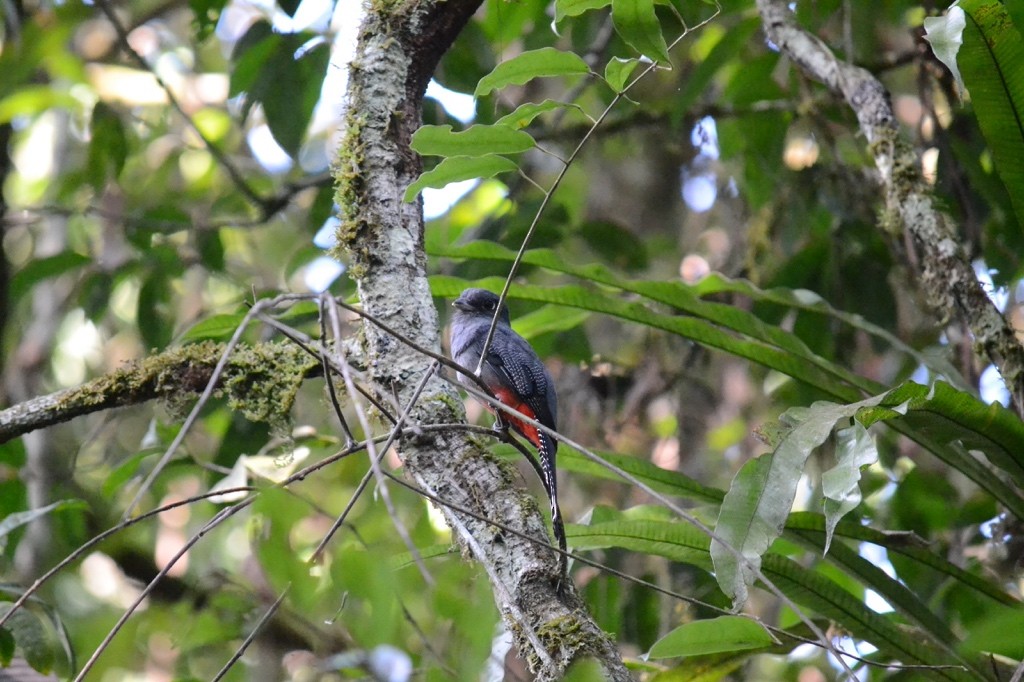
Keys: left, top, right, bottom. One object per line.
{"left": 334, "top": 3, "right": 631, "bottom": 679}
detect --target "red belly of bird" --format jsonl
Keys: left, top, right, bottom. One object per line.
{"left": 490, "top": 386, "right": 543, "bottom": 449}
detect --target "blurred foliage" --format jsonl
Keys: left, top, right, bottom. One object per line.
{"left": 1, "top": 0, "right": 1023, "bottom": 680}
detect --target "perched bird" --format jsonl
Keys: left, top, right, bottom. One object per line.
{"left": 449, "top": 288, "right": 567, "bottom": 583}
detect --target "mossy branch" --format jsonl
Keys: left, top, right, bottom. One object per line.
{"left": 0, "top": 341, "right": 322, "bottom": 445}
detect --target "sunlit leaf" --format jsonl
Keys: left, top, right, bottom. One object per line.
{"left": 821, "top": 422, "right": 878, "bottom": 552}
{"left": 405, "top": 155, "right": 518, "bottom": 202}
{"left": 474, "top": 48, "right": 590, "bottom": 97}
{"left": 611, "top": 0, "right": 670, "bottom": 63}
{"left": 711, "top": 393, "right": 890, "bottom": 606}
{"left": 923, "top": 6, "right": 966, "bottom": 92}
{"left": 555, "top": 0, "right": 612, "bottom": 22}
{"left": 647, "top": 616, "right": 774, "bottom": 659}
{"left": 604, "top": 57, "right": 641, "bottom": 92}
{"left": 411, "top": 124, "right": 535, "bottom": 157}
{"left": 495, "top": 100, "right": 585, "bottom": 129}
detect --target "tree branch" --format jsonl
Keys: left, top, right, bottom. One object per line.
{"left": 756, "top": 0, "right": 1024, "bottom": 415}
{"left": 334, "top": 2, "right": 630, "bottom": 679}
{"left": 0, "top": 341, "right": 321, "bottom": 444}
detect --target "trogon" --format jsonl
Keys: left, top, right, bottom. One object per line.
{"left": 450, "top": 288, "right": 567, "bottom": 581}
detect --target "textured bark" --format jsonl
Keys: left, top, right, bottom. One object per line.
{"left": 0, "top": 342, "right": 320, "bottom": 444}
{"left": 335, "top": 3, "right": 630, "bottom": 680}
{"left": 756, "top": 0, "right": 1024, "bottom": 415}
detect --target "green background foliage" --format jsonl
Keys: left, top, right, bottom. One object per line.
{"left": 1, "top": 0, "right": 1023, "bottom": 680}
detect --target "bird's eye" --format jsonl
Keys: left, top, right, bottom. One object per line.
{"left": 487, "top": 301, "right": 496, "bottom": 310}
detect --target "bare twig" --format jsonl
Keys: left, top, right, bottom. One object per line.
{"left": 318, "top": 305, "right": 356, "bottom": 446}
{"left": 74, "top": 503, "right": 251, "bottom": 681}
{"left": 452, "top": 376, "right": 860, "bottom": 675}
{"left": 475, "top": 7, "right": 722, "bottom": 373}
{"left": 212, "top": 585, "right": 291, "bottom": 682}
{"left": 322, "top": 295, "right": 435, "bottom": 587}
{"left": 122, "top": 293, "right": 312, "bottom": 519}
{"left": 0, "top": 487, "right": 254, "bottom": 631}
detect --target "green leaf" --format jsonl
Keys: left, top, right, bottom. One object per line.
{"left": 0, "top": 439, "right": 25, "bottom": 467}
{"left": 430, "top": 256, "right": 1024, "bottom": 513}
{"left": 799, "top": 538, "right": 968, "bottom": 664}
{"left": 231, "top": 26, "right": 330, "bottom": 156}
{"left": 10, "top": 251, "right": 90, "bottom": 301}
{"left": 180, "top": 313, "right": 247, "bottom": 343}
{"left": 262, "top": 40, "right": 330, "bottom": 156}
{"left": 138, "top": 272, "right": 173, "bottom": 350}
{"left": 555, "top": 0, "right": 612, "bottom": 22}
{"left": 956, "top": 0, "right": 1024, "bottom": 233}
{"left": 568, "top": 519, "right": 713, "bottom": 570}
{"left": 188, "top": 0, "right": 227, "bottom": 41}
{"left": 694, "top": 273, "right": 970, "bottom": 392}
{"left": 821, "top": 422, "right": 878, "bottom": 552}
{"left": 404, "top": 155, "right": 518, "bottom": 202}
{"left": 647, "top": 616, "right": 774, "bottom": 659}
{"left": 427, "top": 243, "right": 879, "bottom": 399}
{"left": 0, "top": 626, "right": 13, "bottom": 666}
{"left": 784, "top": 514, "right": 1018, "bottom": 608}
{"left": 87, "top": 102, "right": 129, "bottom": 189}
{"left": 0, "top": 500, "right": 85, "bottom": 546}
{"left": 760, "top": 554, "right": 974, "bottom": 680}
{"left": 554, "top": 447, "right": 724, "bottom": 505}
{"left": 0, "top": 85, "right": 79, "bottom": 123}
{"left": 0, "top": 606, "right": 54, "bottom": 675}
{"left": 495, "top": 100, "right": 585, "bottom": 129}
{"left": 604, "top": 57, "right": 641, "bottom": 92}
{"left": 410, "top": 124, "right": 535, "bottom": 157}
{"left": 229, "top": 20, "right": 275, "bottom": 97}
{"left": 959, "top": 604, "right": 1024, "bottom": 658}
{"left": 859, "top": 381, "right": 1024, "bottom": 492}
{"left": 711, "top": 393, "right": 890, "bottom": 606}
{"left": 611, "top": 0, "right": 671, "bottom": 63}
{"left": 474, "top": 48, "right": 590, "bottom": 97}
{"left": 572, "top": 516, "right": 976, "bottom": 677}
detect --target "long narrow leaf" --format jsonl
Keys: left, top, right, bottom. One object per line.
{"left": 431, "top": 275, "right": 1024, "bottom": 516}
{"left": 431, "top": 275, "right": 866, "bottom": 402}
{"left": 957, "top": 0, "right": 1024, "bottom": 233}
{"left": 571, "top": 518, "right": 972, "bottom": 680}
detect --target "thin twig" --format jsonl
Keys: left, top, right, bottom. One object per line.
{"left": 474, "top": 8, "right": 723, "bottom": 374}
{"left": 0, "top": 487, "right": 254, "bottom": 631}
{"left": 307, "top": 355, "right": 440, "bottom": 564}
{"left": 212, "top": 585, "right": 291, "bottom": 681}
{"left": 257, "top": 312, "right": 400, "bottom": 425}
{"left": 380, "top": 466, "right": 966, "bottom": 675}
{"left": 319, "top": 307, "right": 356, "bottom": 446}
{"left": 74, "top": 503, "right": 251, "bottom": 681}
{"left": 122, "top": 293, "right": 311, "bottom": 519}
{"left": 412, "top": 472, "right": 557, "bottom": 670}
{"left": 452, "top": 375, "right": 858, "bottom": 676}
{"left": 322, "top": 295, "right": 435, "bottom": 587}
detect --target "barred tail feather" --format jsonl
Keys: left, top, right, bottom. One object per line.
{"left": 538, "top": 435, "right": 568, "bottom": 584}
